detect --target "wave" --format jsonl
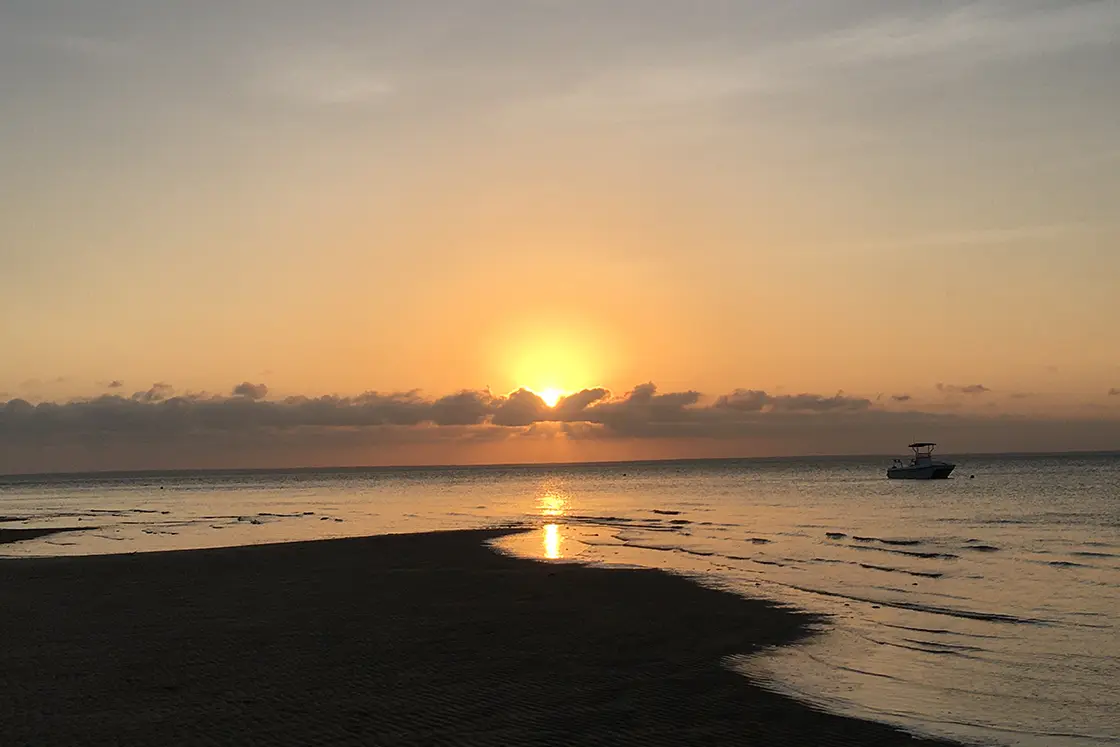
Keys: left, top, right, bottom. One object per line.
{"left": 864, "top": 636, "right": 983, "bottom": 658}
{"left": 840, "top": 535, "right": 963, "bottom": 558}
{"left": 899, "top": 637, "right": 989, "bottom": 654}
{"left": 568, "top": 514, "right": 635, "bottom": 523}
{"left": 621, "top": 542, "right": 681, "bottom": 554}
{"left": 774, "top": 582, "right": 1050, "bottom": 625}
{"left": 794, "top": 651, "right": 901, "bottom": 681}
{"left": 874, "top": 621, "right": 1010, "bottom": 640}
{"left": 850, "top": 544, "right": 959, "bottom": 560}
{"left": 858, "top": 563, "right": 943, "bottom": 579}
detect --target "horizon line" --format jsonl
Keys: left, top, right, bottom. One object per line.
{"left": 2, "top": 448, "right": 1117, "bottom": 481}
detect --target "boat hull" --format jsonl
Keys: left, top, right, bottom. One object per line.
{"left": 887, "top": 464, "right": 955, "bottom": 480}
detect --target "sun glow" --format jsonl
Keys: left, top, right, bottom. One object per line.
{"left": 536, "top": 387, "right": 564, "bottom": 407}
{"left": 496, "top": 322, "right": 608, "bottom": 409}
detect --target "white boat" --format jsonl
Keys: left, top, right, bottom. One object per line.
{"left": 887, "top": 442, "right": 955, "bottom": 479}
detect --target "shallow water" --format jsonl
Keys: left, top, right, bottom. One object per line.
{"left": 2, "top": 454, "right": 1118, "bottom": 746}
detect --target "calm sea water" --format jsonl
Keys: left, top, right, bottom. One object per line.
{"left": 2, "top": 454, "right": 1118, "bottom": 746}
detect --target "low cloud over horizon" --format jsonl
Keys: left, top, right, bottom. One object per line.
{"left": 937, "top": 383, "right": 992, "bottom": 395}
{"left": 2, "top": 381, "right": 1118, "bottom": 474}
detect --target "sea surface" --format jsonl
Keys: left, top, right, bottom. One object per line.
{"left": 2, "top": 453, "right": 1118, "bottom": 746}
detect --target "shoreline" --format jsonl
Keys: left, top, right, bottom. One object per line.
{"left": 1, "top": 528, "right": 962, "bottom": 745}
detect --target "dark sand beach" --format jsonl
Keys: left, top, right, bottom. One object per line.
{"left": 1, "top": 528, "right": 958, "bottom": 745}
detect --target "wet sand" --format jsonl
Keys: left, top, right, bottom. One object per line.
{"left": 0, "top": 529, "right": 958, "bottom": 745}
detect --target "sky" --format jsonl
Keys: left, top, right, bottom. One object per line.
{"left": 2, "top": 1, "right": 1119, "bottom": 472}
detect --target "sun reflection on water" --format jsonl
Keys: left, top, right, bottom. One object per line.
{"left": 536, "top": 481, "right": 571, "bottom": 517}
{"left": 543, "top": 523, "right": 562, "bottom": 559}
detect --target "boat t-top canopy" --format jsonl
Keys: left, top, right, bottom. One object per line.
{"left": 908, "top": 442, "right": 937, "bottom": 448}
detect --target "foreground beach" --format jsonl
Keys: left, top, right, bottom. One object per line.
{"left": 1, "top": 528, "right": 958, "bottom": 745}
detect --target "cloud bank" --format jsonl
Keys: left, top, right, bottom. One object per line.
{"left": 2, "top": 382, "right": 1118, "bottom": 474}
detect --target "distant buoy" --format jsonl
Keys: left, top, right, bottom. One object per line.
{"left": 970, "top": 475, "right": 975, "bottom": 479}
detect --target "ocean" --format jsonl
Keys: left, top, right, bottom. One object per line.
{"left": 2, "top": 453, "right": 1118, "bottom": 746}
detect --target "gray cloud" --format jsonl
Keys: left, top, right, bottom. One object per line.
{"left": 804, "top": 3, "right": 1120, "bottom": 69}
{"left": 107, "top": 380, "right": 124, "bottom": 389}
{"left": 232, "top": 381, "right": 269, "bottom": 400}
{"left": 891, "top": 394, "right": 912, "bottom": 402}
{"left": 491, "top": 389, "right": 550, "bottom": 427}
{"left": 937, "top": 383, "right": 991, "bottom": 395}
{"left": 0, "top": 382, "right": 870, "bottom": 445}
{"left": 430, "top": 390, "right": 494, "bottom": 426}
{"left": 0, "top": 381, "right": 1007, "bottom": 445}
{"left": 715, "top": 389, "right": 871, "bottom": 412}
{"left": 3, "top": 381, "right": 1119, "bottom": 474}
{"left": 132, "top": 382, "right": 174, "bottom": 403}
{"left": 552, "top": 387, "right": 611, "bottom": 422}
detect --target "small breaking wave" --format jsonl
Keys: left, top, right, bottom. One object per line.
{"left": 850, "top": 544, "right": 959, "bottom": 560}
{"left": 772, "top": 582, "right": 1051, "bottom": 625}
{"left": 875, "top": 621, "right": 1010, "bottom": 640}
{"left": 866, "top": 636, "right": 983, "bottom": 658}
{"left": 858, "top": 563, "right": 944, "bottom": 579}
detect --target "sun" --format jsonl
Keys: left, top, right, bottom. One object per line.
{"left": 499, "top": 326, "right": 603, "bottom": 410}
{"left": 536, "top": 387, "right": 564, "bottom": 407}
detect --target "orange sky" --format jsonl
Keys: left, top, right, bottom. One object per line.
{"left": 2, "top": 2, "right": 1119, "bottom": 472}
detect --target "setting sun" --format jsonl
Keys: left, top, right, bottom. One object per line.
{"left": 491, "top": 318, "right": 612, "bottom": 406}
{"left": 536, "top": 388, "right": 564, "bottom": 407}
